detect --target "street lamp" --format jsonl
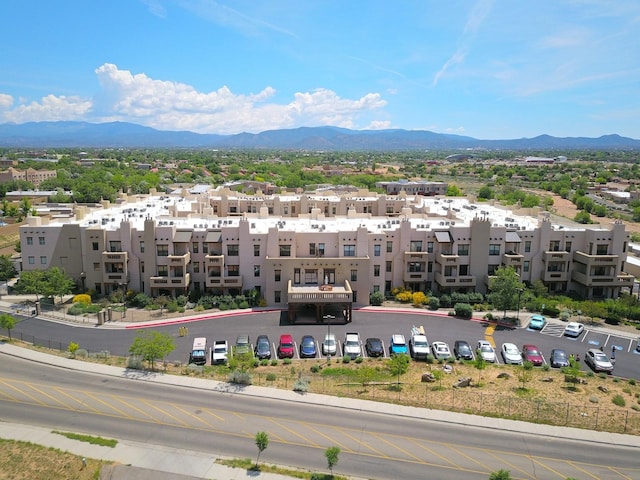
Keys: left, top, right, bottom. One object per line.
{"left": 516, "top": 287, "right": 524, "bottom": 326}
{"left": 323, "top": 314, "right": 335, "bottom": 364}
{"left": 80, "top": 272, "right": 86, "bottom": 292}
{"left": 118, "top": 282, "right": 128, "bottom": 319}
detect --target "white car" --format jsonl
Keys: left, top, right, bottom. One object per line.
{"left": 322, "top": 333, "right": 337, "bottom": 356}
{"left": 501, "top": 342, "right": 523, "bottom": 365}
{"left": 564, "top": 322, "right": 585, "bottom": 337}
{"left": 476, "top": 340, "right": 496, "bottom": 363}
{"left": 431, "top": 341, "right": 452, "bottom": 360}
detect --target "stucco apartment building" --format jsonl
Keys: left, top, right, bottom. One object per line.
{"left": 0, "top": 167, "right": 57, "bottom": 187}
{"left": 19, "top": 187, "right": 634, "bottom": 313}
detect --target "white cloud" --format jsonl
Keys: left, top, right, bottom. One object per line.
{"left": 1, "top": 94, "right": 92, "bottom": 123}
{"left": 366, "top": 120, "right": 392, "bottom": 130}
{"left": 0, "top": 64, "right": 387, "bottom": 133}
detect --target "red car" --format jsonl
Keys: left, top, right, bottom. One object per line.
{"left": 277, "top": 334, "right": 294, "bottom": 359}
{"left": 522, "top": 344, "right": 544, "bottom": 366}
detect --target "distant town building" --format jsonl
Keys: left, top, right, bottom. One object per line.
{"left": 0, "top": 167, "right": 57, "bottom": 187}
{"left": 375, "top": 180, "right": 447, "bottom": 196}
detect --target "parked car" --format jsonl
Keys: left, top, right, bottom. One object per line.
{"left": 409, "top": 326, "right": 429, "bottom": 360}
{"left": 564, "top": 322, "right": 585, "bottom": 337}
{"left": 254, "top": 335, "right": 271, "bottom": 360}
{"left": 300, "top": 335, "right": 317, "bottom": 358}
{"left": 550, "top": 349, "right": 569, "bottom": 368}
{"left": 584, "top": 348, "right": 614, "bottom": 373}
{"left": 321, "top": 333, "right": 337, "bottom": 356}
{"left": 211, "top": 340, "right": 228, "bottom": 365}
{"left": 343, "top": 332, "right": 361, "bottom": 359}
{"left": 389, "top": 334, "right": 408, "bottom": 355}
{"left": 453, "top": 340, "right": 473, "bottom": 360}
{"left": 521, "top": 344, "right": 544, "bottom": 366}
{"left": 528, "top": 314, "right": 547, "bottom": 330}
{"left": 365, "top": 337, "right": 384, "bottom": 357}
{"left": 476, "top": 340, "right": 496, "bottom": 363}
{"left": 277, "top": 334, "right": 294, "bottom": 359}
{"left": 234, "top": 335, "right": 251, "bottom": 356}
{"left": 431, "top": 341, "right": 452, "bottom": 361}
{"left": 501, "top": 342, "right": 523, "bottom": 365}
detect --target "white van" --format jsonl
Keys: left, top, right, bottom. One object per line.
{"left": 189, "top": 337, "right": 207, "bottom": 365}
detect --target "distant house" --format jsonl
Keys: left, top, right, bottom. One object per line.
{"left": 0, "top": 167, "right": 57, "bottom": 187}
{"left": 375, "top": 180, "right": 447, "bottom": 196}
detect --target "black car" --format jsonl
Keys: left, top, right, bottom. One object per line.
{"left": 365, "top": 337, "right": 384, "bottom": 357}
{"left": 300, "top": 335, "right": 317, "bottom": 358}
{"left": 454, "top": 340, "right": 473, "bottom": 360}
{"left": 254, "top": 335, "right": 271, "bottom": 360}
{"left": 550, "top": 348, "right": 569, "bottom": 368}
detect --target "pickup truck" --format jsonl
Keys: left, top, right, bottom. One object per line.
{"left": 343, "top": 332, "right": 361, "bottom": 359}
{"left": 409, "top": 326, "right": 429, "bottom": 360}
{"left": 211, "top": 340, "right": 228, "bottom": 365}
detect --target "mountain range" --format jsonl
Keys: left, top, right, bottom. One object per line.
{"left": 0, "top": 121, "right": 639, "bottom": 151}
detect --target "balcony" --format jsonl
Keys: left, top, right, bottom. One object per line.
{"left": 404, "top": 251, "right": 430, "bottom": 259}
{"left": 542, "top": 250, "right": 570, "bottom": 262}
{"left": 169, "top": 251, "right": 191, "bottom": 267}
{"left": 103, "top": 272, "right": 127, "bottom": 283}
{"left": 435, "top": 252, "right": 459, "bottom": 265}
{"left": 205, "top": 275, "right": 243, "bottom": 288}
{"left": 542, "top": 270, "right": 569, "bottom": 282}
{"left": 571, "top": 270, "right": 623, "bottom": 286}
{"left": 435, "top": 271, "right": 476, "bottom": 287}
{"left": 205, "top": 254, "right": 224, "bottom": 265}
{"left": 287, "top": 280, "right": 353, "bottom": 303}
{"left": 573, "top": 250, "right": 618, "bottom": 268}
{"left": 150, "top": 273, "right": 191, "bottom": 288}
{"left": 502, "top": 252, "right": 523, "bottom": 268}
{"left": 102, "top": 251, "right": 128, "bottom": 262}
{"left": 403, "top": 271, "right": 428, "bottom": 282}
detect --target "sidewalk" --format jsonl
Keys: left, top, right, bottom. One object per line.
{"left": 2, "top": 340, "right": 640, "bottom": 480}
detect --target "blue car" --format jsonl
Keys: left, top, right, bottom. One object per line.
{"left": 529, "top": 314, "right": 547, "bottom": 330}
{"left": 389, "top": 334, "right": 408, "bottom": 355}
{"left": 300, "top": 335, "right": 317, "bottom": 358}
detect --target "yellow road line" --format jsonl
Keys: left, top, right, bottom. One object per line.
{"left": 331, "top": 427, "right": 389, "bottom": 458}
{"left": 199, "top": 406, "right": 225, "bottom": 423}
{"left": 485, "top": 324, "right": 496, "bottom": 347}
{"left": 301, "top": 423, "right": 351, "bottom": 452}
{"left": 268, "top": 418, "right": 320, "bottom": 447}
{"left": 607, "top": 466, "right": 634, "bottom": 480}
{"left": 447, "top": 444, "right": 494, "bottom": 472}
{"left": 84, "top": 392, "right": 136, "bottom": 419}
{"left": 0, "top": 379, "right": 48, "bottom": 406}
{"left": 407, "top": 437, "right": 462, "bottom": 469}
{"left": 369, "top": 432, "right": 426, "bottom": 463}
{"left": 24, "top": 383, "right": 77, "bottom": 410}
{"left": 138, "top": 398, "right": 192, "bottom": 427}
{"left": 530, "top": 457, "right": 570, "bottom": 479}
{"left": 52, "top": 387, "right": 102, "bottom": 414}
{"left": 170, "top": 403, "right": 219, "bottom": 429}
{"left": 486, "top": 450, "right": 537, "bottom": 479}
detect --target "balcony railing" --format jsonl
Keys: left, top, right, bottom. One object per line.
{"left": 435, "top": 271, "right": 476, "bottom": 287}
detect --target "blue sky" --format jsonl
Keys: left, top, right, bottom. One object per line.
{"left": 1, "top": 0, "right": 639, "bottom": 139}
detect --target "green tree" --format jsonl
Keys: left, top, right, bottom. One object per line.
{"left": 474, "top": 355, "right": 487, "bottom": 384}
{"left": 15, "top": 270, "right": 46, "bottom": 300}
{"left": 489, "top": 469, "right": 511, "bottom": 480}
{"left": 446, "top": 184, "right": 462, "bottom": 196}
{"left": 477, "top": 185, "right": 494, "bottom": 200}
{"left": 42, "top": 267, "right": 75, "bottom": 303}
{"left": 254, "top": 431, "right": 269, "bottom": 467}
{"left": 0, "top": 313, "right": 16, "bottom": 340}
{"left": 516, "top": 361, "right": 534, "bottom": 390}
{"left": 128, "top": 331, "right": 176, "bottom": 370}
{"left": 0, "top": 254, "right": 17, "bottom": 281}
{"left": 487, "top": 266, "right": 525, "bottom": 321}
{"left": 574, "top": 210, "right": 591, "bottom": 224}
{"left": 324, "top": 446, "right": 340, "bottom": 476}
{"left": 387, "top": 353, "right": 410, "bottom": 386}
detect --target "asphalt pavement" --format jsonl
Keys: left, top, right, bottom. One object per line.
{"left": 1, "top": 299, "right": 640, "bottom": 480}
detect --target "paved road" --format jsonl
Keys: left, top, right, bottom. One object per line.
{"left": 1, "top": 351, "right": 639, "bottom": 480}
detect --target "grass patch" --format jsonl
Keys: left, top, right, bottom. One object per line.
{"left": 52, "top": 431, "right": 117, "bottom": 448}
{"left": 216, "top": 457, "right": 348, "bottom": 480}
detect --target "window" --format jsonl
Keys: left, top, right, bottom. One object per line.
{"left": 565, "top": 242, "right": 572, "bottom": 253}
{"left": 274, "top": 270, "right": 281, "bottom": 282}
{"left": 60, "top": 256, "right": 68, "bottom": 265}
{"left": 304, "top": 269, "right": 318, "bottom": 284}
{"left": 227, "top": 244, "right": 239, "bottom": 256}
{"left": 92, "top": 242, "right": 99, "bottom": 251}
{"left": 294, "top": 268, "right": 300, "bottom": 284}
{"left": 318, "top": 243, "right": 325, "bottom": 255}
{"left": 374, "top": 244, "right": 381, "bottom": 256}
{"left": 274, "top": 291, "right": 281, "bottom": 303}
{"left": 525, "top": 241, "right": 531, "bottom": 253}
{"left": 109, "top": 241, "right": 121, "bottom": 252}
{"left": 39, "top": 236, "right": 45, "bottom": 245}
{"left": 386, "top": 261, "right": 392, "bottom": 272}
{"left": 26, "top": 237, "right": 33, "bottom": 245}
{"left": 309, "top": 243, "right": 316, "bottom": 255}
{"left": 28, "top": 256, "right": 35, "bottom": 264}
{"left": 157, "top": 245, "right": 169, "bottom": 256}
{"left": 444, "top": 265, "right": 455, "bottom": 276}
{"left": 459, "top": 264, "right": 469, "bottom": 276}
{"left": 40, "top": 256, "right": 47, "bottom": 264}
{"left": 93, "top": 262, "right": 100, "bottom": 271}
{"left": 202, "top": 242, "right": 208, "bottom": 254}
{"left": 227, "top": 265, "right": 239, "bottom": 276}
{"left": 343, "top": 245, "right": 356, "bottom": 257}
{"left": 193, "top": 262, "right": 200, "bottom": 273}
{"left": 350, "top": 269, "right": 358, "bottom": 281}
{"left": 254, "top": 244, "right": 260, "bottom": 257}
{"left": 386, "top": 206, "right": 394, "bottom": 214}
{"left": 457, "top": 244, "right": 469, "bottom": 256}
{"left": 140, "top": 241, "right": 145, "bottom": 253}
{"left": 374, "top": 265, "right": 380, "bottom": 277}
{"left": 279, "top": 245, "right": 291, "bottom": 257}
{"left": 596, "top": 244, "right": 608, "bottom": 255}
{"left": 408, "top": 262, "right": 424, "bottom": 272}
{"left": 523, "top": 261, "right": 530, "bottom": 273}
{"left": 192, "top": 242, "right": 199, "bottom": 254}
{"left": 373, "top": 285, "right": 380, "bottom": 293}
{"left": 427, "top": 242, "right": 434, "bottom": 253}
{"left": 427, "top": 261, "right": 433, "bottom": 273}
{"left": 158, "top": 265, "right": 168, "bottom": 277}
{"left": 489, "top": 244, "right": 500, "bottom": 256}
{"left": 254, "top": 265, "right": 260, "bottom": 277}
{"left": 410, "top": 241, "right": 422, "bottom": 252}
{"left": 549, "top": 240, "right": 560, "bottom": 252}
{"left": 386, "top": 241, "right": 393, "bottom": 253}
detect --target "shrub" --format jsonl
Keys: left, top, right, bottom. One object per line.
{"left": 175, "top": 295, "right": 188, "bottom": 307}
{"left": 270, "top": 359, "right": 278, "bottom": 366}
{"left": 252, "top": 359, "right": 260, "bottom": 368}
{"left": 228, "top": 370, "right": 252, "bottom": 385}
{"left": 293, "top": 377, "right": 310, "bottom": 392}
{"left": 342, "top": 356, "right": 351, "bottom": 364}
{"left": 266, "top": 373, "right": 276, "bottom": 381}
{"left": 632, "top": 405, "right": 640, "bottom": 412}
{"left": 75, "top": 348, "right": 88, "bottom": 358}
{"left": 283, "top": 358, "right": 292, "bottom": 365}
{"left": 67, "top": 342, "right": 79, "bottom": 356}
{"left": 238, "top": 300, "right": 250, "bottom": 309}
{"left": 395, "top": 291, "right": 413, "bottom": 303}
{"left": 72, "top": 294, "right": 91, "bottom": 305}
{"left": 126, "top": 354, "right": 144, "bottom": 370}
{"left": 629, "top": 379, "right": 637, "bottom": 386}
{"left": 542, "top": 364, "right": 550, "bottom": 372}
{"left": 310, "top": 365, "right": 320, "bottom": 373}
{"left": 412, "top": 291, "right": 427, "bottom": 306}
{"left": 454, "top": 303, "right": 473, "bottom": 319}
{"left": 428, "top": 297, "right": 440, "bottom": 310}
{"left": 612, "top": 394, "right": 626, "bottom": 407}
{"left": 260, "top": 359, "right": 269, "bottom": 366}
{"left": 369, "top": 291, "right": 384, "bottom": 306}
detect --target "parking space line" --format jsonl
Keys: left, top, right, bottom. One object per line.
{"left": 84, "top": 392, "right": 136, "bottom": 419}
{"left": 567, "top": 461, "right": 602, "bottom": 480}
{"left": 268, "top": 418, "right": 320, "bottom": 447}
{"left": 0, "top": 379, "right": 48, "bottom": 406}
{"left": 607, "top": 466, "right": 635, "bottom": 479}
{"left": 51, "top": 386, "right": 102, "bottom": 414}
{"left": 331, "top": 427, "right": 389, "bottom": 457}
{"left": 303, "top": 423, "right": 350, "bottom": 452}
{"left": 23, "top": 384, "right": 77, "bottom": 411}
{"left": 369, "top": 432, "right": 426, "bottom": 463}
{"left": 485, "top": 450, "right": 537, "bottom": 479}
{"left": 138, "top": 398, "right": 192, "bottom": 427}
{"left": 446, "top": 444, "right": 494, "bottom": 472}
{"left": 407, "top": 437, "right": 462, "bottom": 469}
{"left": 170, "top": 403, "right": 219, "bottom": 429}
{"left": 530, "top": 457, "right": 572, "bottom": 479}
{"left": 114, "top": 396, "right": 161, "bottom": 422}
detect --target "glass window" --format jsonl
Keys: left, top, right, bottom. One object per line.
{"left": 523, "top": 261, "right": 530, "bottom": 272}
{"left": 350, "top": 269, "right": 357, "bottom": 281}
{"left": 565, "top": 242, "right": 572, "bottom": 253}
{"left": 109, "top": 241, "right": 121, "bottom": 252}
{"left": 386, "top": 241, "right": 393, "bottom": 253}
{"left": 374, "top": 265, "right": 380, "bottom": 277}
{"left": 596, "top": 244, "right": 608, "bottom": 255}
{"left": 202, "top": 242, "right": 208, "bottom": 254}
{"left": 39, "top": 236, "right": 45, "bottom": 245}
{"left": 274, "top": 291, "right": 281, "bottom": 303}
{"left": 227, "top": 265, "right": 239, "bottom": 276}
{"left": 275, "top": 270, "right": 281, "bottom": 282}
{"left": 489, "top": 244, "right": 500, "bottom": 256}
{"left": 28, "top": 256, "right": 35, "bottom": 264}
{"left": 40, "top": 256, "right": 46, "bottom": 264}
{"left": 157, "top": 245, "right": 168, "bottom": 256}
{"left": 92, "top": 242, "right": 99, "bottom": 251}
{"left": 254, "top": 244, "right": 260, "bottom": 256}
{"left": 294, "top": 268, "right": 300, "bottom": 284}
{"left": 549, "top": 240, "right": 560, "bottom": 252}
{"left": 227, "top": 244, "right": 239, "bottom": 256}
{"left": 193, "top": 262, "right": 200, "bottom": 273}
{"left": 304, "top": 269, "right": 318, "bottom": 284}
{"left": 410, "top": 241, "right": 422, "bottom": 252}
{"left": 254, "top": 265, "right": 260, "bottom": 277}
{"left": 158, "top": 265, "right": 168, "bottom": 277}
{"left": 343, "top": 245, "right": 356, "bottom": 257}
{"left": 386, "top": 261, "right": 392, "bottom": 272}
{"left": 374, "top": 244, "right": 381, "bottom": 256}
{"left": 457, "top": 244, "right": 469, "bottom": 256}
{"left": 427, "top": 242, "right": 434, "bottom": 253}
{"left": 26, "top": 237, "right": 33, "bottom": 245}
{"left": 309, "top": 243, "right": 316, "bottom": 255}
{"left": 140, "top": 241, "right": 145, "bottom": 253}
{"left": 93, "top": 262, "right": 100, "bottom": 271}
{"left": 525, "top": 241, "right": 531, "bottom": 253}
{"left": 460, "top": 264, "right": 469, "bottom": 276}
{"left": 318, "top": 243, "right": 325, "bottom": 255}
{"left": 192, "top": 242, "right": 199, "bottom": 253}
{"left": 279, "top": 245, "right": 291, "bottom": 257}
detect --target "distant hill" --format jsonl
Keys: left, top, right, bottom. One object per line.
{"left": 0, "top": 121, "right": 639, "bottom": 150}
